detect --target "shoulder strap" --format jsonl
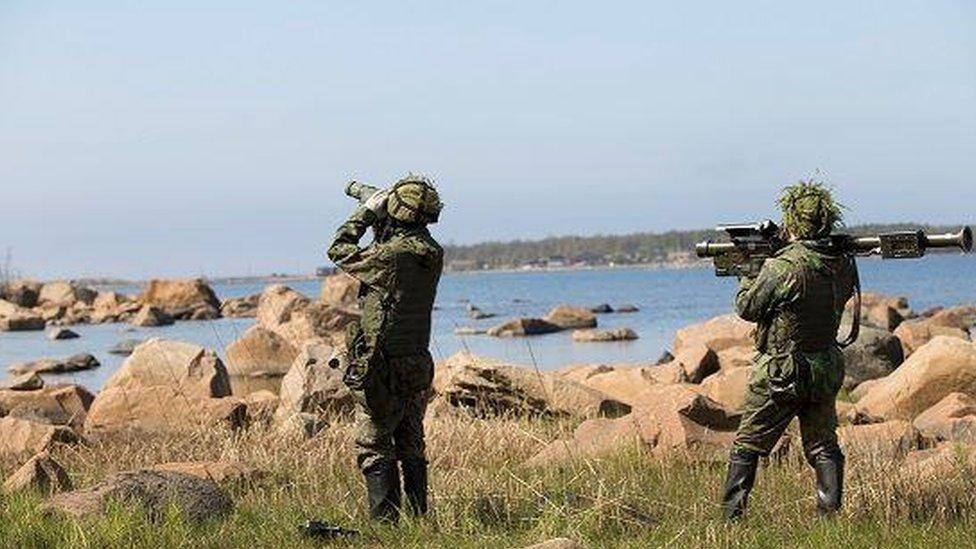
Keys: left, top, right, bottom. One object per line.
{"left": 837, "top": 256, "right": 861, "bottom": 348}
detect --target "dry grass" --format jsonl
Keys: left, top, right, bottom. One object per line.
{"left": 2, "top": 413, "right": 976, "bottom": 548}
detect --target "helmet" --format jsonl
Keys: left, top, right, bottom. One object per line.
{"left": 778, "top": 180, "right": 844, "bottom": 240}
{"left": 387, "top": 174, "right": 443, "bottom": 224}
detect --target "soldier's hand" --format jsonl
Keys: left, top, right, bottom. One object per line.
{"left": 364, "top": 189, "right": 389, "bottom": 221}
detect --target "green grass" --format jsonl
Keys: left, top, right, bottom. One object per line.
{"left": 1, "top": 415, "right": 975, "bottom": 548}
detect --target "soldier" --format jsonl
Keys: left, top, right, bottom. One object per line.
{"left": 720, "top": 182, "right": 856, "bottom": 520}
{"left": 327, "top": 175, "right": 444, "bottom": 523}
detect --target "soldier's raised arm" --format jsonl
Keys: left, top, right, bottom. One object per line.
{"left": 327, "top": 192, "right": 394, "bottom": 292}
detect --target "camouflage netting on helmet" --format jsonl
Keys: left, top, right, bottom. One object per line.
{"left": 778, "top": 180, "right": 844, "bottom": 240}
{"left": 387, "top": 174, "right": 443, "bottom": 225}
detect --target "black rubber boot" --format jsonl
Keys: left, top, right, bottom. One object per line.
{"left": 721, "top": 448, "right": 759, "bottom": 520}
{"left": 400, "top": 458, "right": 429, "bottom": 517}
{"left": 811, "top": 447, "right": 844, "bottom": 514}
{"left": 364, "top": 463, "right": 401, "bottom": 523}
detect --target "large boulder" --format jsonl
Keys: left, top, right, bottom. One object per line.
{"left": 274, "top": 341, "right": 355, "bottom": 421}
{"left": 837, "top": 420, "right": 927, "bottom": 459}
{"left": 138, "top": 279, "right": 221, "bottom": 320}
{"left": 926, "top": 305, "right": 976, "bottom": 332}
{"left": 1, "top": 280, "right": 41, "bottom": 308}
{"left": 38, "top": 281, "right": 97, "bottom": 308}
{"left": 894, "top": 318, "right": 969, "bottom": 357}
{"left": 487, "top": 318, "right": 562, "bottom": 337}
{"left": 571, "top": 328, "right": 638, "bottom": 342}
{"left": 104, "top": 339, "right": 231, "bottom": 399}
{"left": 0, "top": 384, "right": 95, "bottom": 430}
{"left": 434, "top": 352, "right": 630, "bottom": 419}
{"left": 855, "top": 337, "right": 976, "bottom": 421}
{"left": 224, "top": 325, "right": 299, "bottom": 378}
{"left": 256, "top": 284, "right": 310, "bottom": 329}
{"left": 842, "top": 325, "right": 904, "bottom": 389}
{"left": 555, "top": 364, "right": 660, "bottom": 406}
{"left": 0, "top": 373, "right": 44, "bottom": 391}
{"left": 673, "top": 343, "right": 720, "bottom": 384}
{"left": 673, "top": 315, "right": 754, "bottom": 356}
{"left": 912, "top": 393, "right": 976, "bottom": 443}
{"left": 256, "top": 285, "right": 358, "bottom": 348}
{"left": 44, "top": 469, "right": 233, "bottom": 522}
{"left": 543, "top": 306, "right": 597, "bottom": 330}
{"left": 0, "top": 417, "right": 80, "bottom": 459}
{"left": 2, "top": 451, "right": 72, "bottom": 495}
{"left": 89, "top": 291, "right": 140, "bottom": 323}
{"left": 0, "top": 300, "right": 45, "bottom": 332}
{"left": 700, "top": 366, "right": 752, "bottom": 410}
{"left": 84, "top": 386, "right": 246, "bottom": 435}
{"left": 320, "top": 273, "right": 360, "bottom": 308}
{"left": 526, "top": 384, "right": 738, "bottom": 465}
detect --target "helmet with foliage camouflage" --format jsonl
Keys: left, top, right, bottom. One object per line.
{"left": 778, "top": 179, "right": 844, "bottom": 240}
{"left": 387, "top": 174, "right": 443, "bottom": 225}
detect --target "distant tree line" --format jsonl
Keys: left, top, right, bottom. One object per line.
{"left": 442, "top": 223, "right": 967, "bottom": 271}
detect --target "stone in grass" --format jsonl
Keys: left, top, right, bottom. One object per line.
{"left": 47, "top": 328, "right": 80, "bottom": 341}
{"left": 43, "top": 469, "right": 233, "bottom": 523}
{"left": 2, "top": 451, "right": 73, "bottom": 495}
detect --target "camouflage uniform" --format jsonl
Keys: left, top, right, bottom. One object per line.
{"left": 721, "top": 181, "right": 855, "bottom": 520}
{"left": 327, "top": 178, "right": 443, "bottom": 522}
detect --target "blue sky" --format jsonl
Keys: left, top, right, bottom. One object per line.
{"left": 1, "top": 1, "right": 974, "bottom": 278}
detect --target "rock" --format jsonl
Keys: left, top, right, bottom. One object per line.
{"left": 487, "top": 318, "right": 562, "bottom": 337}
{"left": 47, "top": 327, "right": 80, "bottom": 341}
{"left": 275, "top": 411, "right": 327, "bottom": 440}
{"left": 0, "top": 384, "right": 95, "bottom": 430}
{"left": 434, "top": 352, "right": 631, "bottom": 419}
{"left": 90, "top": 291, "right": 140, "bottom": 323}
{"left": 837, "top": 420, "right": 927, "bottom": 458}
{"left": 646, "top": 362, "right": 688, "bottom": 384}
{"left": 138, "top": 279, "right": 222, "bottom": 320}
{"left": 842, "top": 325, "right": 904, "bottom": 389}
{"left": 674, "top": 343, "right": 720, "bottom": 384}
{"left": 700, "top": 366, "right": 751, "bottom": 410}
{"left": 468, "top": 310, "right": 497, "bottom": 320}
{"left": 543, "top": 306, "right": 597, "bottom": 330}
{"left": 912, "top": 393, "right": 976, "bottom": 443}
{"left": 571, "top": 328, "right": 638, "bottom": 342}
{"left": 256, "top": 285, "right": 358, "bottom": 348}
{"left": 108, "top": 338, "right": 143, "bottom": 356}
{"left": 522, "top": 539, "right": 586, "bottom": 549}
{"left": 555, "top": 364, "right": 659, "bottom": 406}
{"left": 84, "top": 386, "right": 246, "bottom": 435}
{"left": 715, "top": 345, "right": 755, "bottom": 371}
{"left": 526, "top": 384, "right": 738, "bottom": 465}
{"left": 673, "top": 315, "right": 753, "bottom": 357}
{"left": 590, "top": 304, "right": 614, "bottom": 314}
{"left": 848, "top": 293, "right": 913, "bottom": 331}
{"left": 855, "top": 337, "right": 976, "bottom": 421}
{"left": 1, "top": 373, "right": 44, "bottom": 391}
{"left": 225, "top": 325, "right": 299, "bottom": 378}
{"left": 2, "top": 451, "right": 72, "bottom": 495}
{"left": 242, "top": 390, "right": 279, "bottom": 423}
{"left": 8, "top": 353, "right": 100, "bottom": 375}
{"left": 130, "top": 304, "right": 175, "bottom": 327}
{"left": 275, "top": 341, "right": 356, "bottom": 422}
{"left": 1, "top": 280, "right": 41, "bottom": 308}
{"left": 150, "top": 461, "right": 264, "bottom": 485}
{"left": 615, "top": 304, "right": 639, "bottom": 313}
{"left": 256, "top": 284, "right": 310, "bottom": 330}
{"left": 850, "top": 377, "right": 883, "bottom": 401}
{"left": 926, "top": 305, "right": 976, "bottom": 332}
{"left": 0, "top": 301, "right": 46, "bottom": 331}
{"left": 44, "top": 469, "right": 233, "bottom": 522}
{"left": 38, "top": 281, "right": 97, "bottom": 307}
{"left": 655, "top": 350, "right": 675, "bottom": 365}
{"left": 895, "top": 442, "right": 976, "bottom": 484}
{"left": 220, "top": 294, "right": 260, "bottom": 318}
{"left": 319, "top": 273, "right": 360, "bottom": 308}
{"left": 894, "top": 318, "right": 969, "bottom": 357}
{"left": 0, "top": 417, "right": 80, "bottom": 458}
{"left": 454, "top": 327, "right": 487, "bottom": 336}
{"left": 104, "top": 339, "right": 231, "bottom": 399}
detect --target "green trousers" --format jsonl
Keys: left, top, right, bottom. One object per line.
{"left": 733, "top": 348, "right": 845, "bottom": 458}
{"left": 352, "top": 352, "right": 434, "bottom": 473}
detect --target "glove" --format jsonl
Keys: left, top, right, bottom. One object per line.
{"left": 364, "top": 189, "right": 389, "bottom": 221}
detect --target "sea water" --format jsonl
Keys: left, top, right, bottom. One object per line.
{"left": 0, "top": 254, "right": 973, "bottom": 391}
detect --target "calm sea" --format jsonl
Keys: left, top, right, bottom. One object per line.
{"left": 1, "top": 255, "right": 973, "bottom": 392}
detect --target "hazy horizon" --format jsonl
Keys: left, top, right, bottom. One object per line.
{"left": 2, "top": 1, "right": 974, "bottom": 279}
